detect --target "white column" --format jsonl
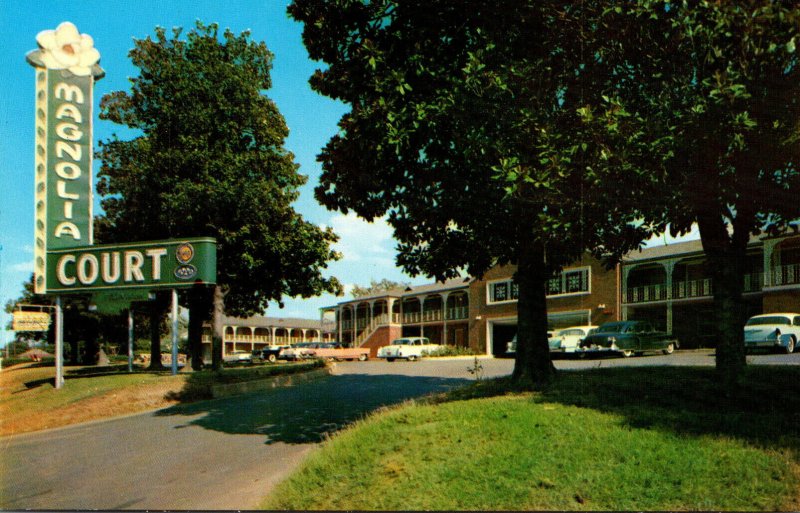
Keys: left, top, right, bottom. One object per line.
{"left": 387, "top": 298, "right": 396, "bottom": 323}
{"left": 664, "top": 260, "right": 677, "bottom": 334}
{"left": 337, "top": 307, "right": 343, "bottom": 341}
{"left": 55, "top": 297, "right": 64, "bottom": 389}
{"left": 171, "top": 289, "right": 179, "bottom": 376}
{"left": 127, "top": 308, "right": 134, "bottom": 373}
{"left": 419, "top": 297, "right": 426, "bottom": 338}
{"left": 442, "top": 292, "right": 450, "bottom": 345}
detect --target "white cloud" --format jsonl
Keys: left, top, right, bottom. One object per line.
{"left": 327, "top": 212, "right": 395, "bottom": 263}
{"left": 8, "top": 261, "right": 32, "bottom": 273}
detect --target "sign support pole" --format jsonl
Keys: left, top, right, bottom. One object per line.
{"left": 171, "top": 289, "right": 178, "bottom": 376}
{"left": 54, "top": 296, "right": 64, "bottom": 389}
{"left": 128, "top": 308, "right": 134, "bottom": 373}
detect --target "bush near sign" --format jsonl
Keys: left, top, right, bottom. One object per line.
{"left": 12, "top": 311, "right": 52, "bottom": 331}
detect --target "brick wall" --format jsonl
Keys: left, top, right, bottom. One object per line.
{"left": 468, "top": 255, "right": 620, "bottom": 354}
{"left": 359, "top": 325, "right": 402, "bottom": 358}
{"left": 762, "top": 289, "right": 800, "bottom": 313}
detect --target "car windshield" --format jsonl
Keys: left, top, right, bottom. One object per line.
{"left": 392, "top": 339, "right": 412, "bottom": 345}
{"left": 746, "top": 316, "right": 791, "bottom": 326}
{"left": 558, "top": 328, "right": 585, "bottom": 337}
{"left": 598, "top": 322, "right": 632, "bottom": 333}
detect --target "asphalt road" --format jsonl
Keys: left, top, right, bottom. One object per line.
{"left": 1, "top": 348, "right": 797, "bottom": 510}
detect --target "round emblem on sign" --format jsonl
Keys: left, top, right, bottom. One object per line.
{"left": 174, "top": 264, "right": 198, "bottom": 281}
{"left": 176, "top": 243, "right": 195, "bottom": 264}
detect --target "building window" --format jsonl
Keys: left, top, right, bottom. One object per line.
{"left": 548, "top": 267, "right": 591, "bottom": 296}
{"left": 489, "top": 267, "right": 590, "bottom": 304}
{"left": 487, "top": 279, "right": 519, "bottom": 304}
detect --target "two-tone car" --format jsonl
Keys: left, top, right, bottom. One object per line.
{"left": 377, "top": 337, "right": 440, "bottom": 361}
{"left": 579, "top": 320, "right": 678, "bottom": 358}
{"left": 744, "top": 313, "right": 799, "bottom": 354}
{"left": 549, "top": 325, "right": 599, "bottom": 353}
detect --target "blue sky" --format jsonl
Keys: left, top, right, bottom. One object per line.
{"left": 0, "top": 1, "right": 699, "bottom": 348}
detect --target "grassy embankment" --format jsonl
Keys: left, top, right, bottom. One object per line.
{"left": 265, "top": 366, "right": 800, "bottom": 511}
{"left": 0, "top": 359, "right": 323, "bottom": 436}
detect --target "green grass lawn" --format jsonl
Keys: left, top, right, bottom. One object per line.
{"left": 0, "top": 360, "right": 324, "bottom": 435}
{"left": 264, "top": 366, "right": 800, "bottom": 511}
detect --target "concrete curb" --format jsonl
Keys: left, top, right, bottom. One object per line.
{"left": 210, "top": 366, "right": 333, "bottom": 398}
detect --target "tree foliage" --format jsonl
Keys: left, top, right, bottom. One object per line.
{"left": 583, "top": 1, "right": 800, "bottom": 384}
{"left": 289, "top": 1, "right": 650, "bottom": 386}
{"left": 96, "top": 22, "right": 343, "bottom": 368}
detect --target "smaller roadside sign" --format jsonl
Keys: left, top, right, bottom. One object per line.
{"left": 12, "top": 311, "right": 52, "bottom": 331}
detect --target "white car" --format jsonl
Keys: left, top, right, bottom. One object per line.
{"left": 506, "top": 332, "right": 555, "bottom": 354}
{"left": 744, "top": 313, "right": 800, "bottom": 354}
{"left": 550, "top": 325, "right": 599, "bottom": 353}
{"left": 377, "top": 337, "right": 440, "bottom": 361}
{"left": 223, "top": 350, "right": 253, "bottom": 363}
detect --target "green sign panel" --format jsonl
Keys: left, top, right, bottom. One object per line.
{"left": 45, "top": 238, "right": 217, "bottom": 293}
{"left": 32, "top": 68, "right": 96, "bottom": 293}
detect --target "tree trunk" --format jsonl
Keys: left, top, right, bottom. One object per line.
{"left": 210, "top": 285, "right": 225, "bottom": 371}
{"left": 697, "top": 216, "right": 748, "bottom": 388}
{"left": 148, "top": 294, "right": 166, "bottom": 371}
{"left": 511, "top": 242, "right": 556, "bottom": 388}
{"left": 188, "top": 285, "right": 211, "bottom": 371}
{"left": 83, "top": 316, "right": 99, "bottom": 365}
{"left": 68, "top": 338, "right": 79, "bottom": 365}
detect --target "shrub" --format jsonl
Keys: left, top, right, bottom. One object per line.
{"left": 425, "top": 345, "right": 482, "bottom": 357}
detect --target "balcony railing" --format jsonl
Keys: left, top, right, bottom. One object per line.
{"left": 626, "top": 284, "right": 668, "bottom": 304}
{"left": 446, "top": 306, "right": 468, "bottom": 320}
{"left": 626, "top": 272, "right": 765, "bottom": 304}
{"left": 773, "top": 263, "right": 800, "bottom": 287}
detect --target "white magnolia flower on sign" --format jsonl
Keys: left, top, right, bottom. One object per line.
{"left": 35, "top": 22, "right": 100, "bottom": 76}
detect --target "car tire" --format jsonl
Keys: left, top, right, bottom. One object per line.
{"left": 662, "top": 343, "right": 675, "bottom": 355}
{"left": 268, "top": 354, "right": 277, "bottom": 363}
{"left": 620, "top": 349, "right": 633, "bottom": 358}
{"left": 407, "top": 355, "right": 417, "bottom": 362}
{"left": 387, "top": 358, "right": 395, "bottom": 362}
{"left": 358, "top": 353, "right": 368, "bottom": 361}
{"left": 785, "top": 337, "right": 795, "bottom": 354}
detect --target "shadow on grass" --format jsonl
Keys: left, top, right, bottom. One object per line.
{"left": 154, "top": 373, "right": 469, "bottom": 444}
{"left": 21, "top": 363, "right": 178, "bottom": 390}
{"left": 436, "top": 366, "right": 800, "bottom": 452}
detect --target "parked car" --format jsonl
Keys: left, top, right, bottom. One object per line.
{"left": 223, "top": 350, "right": 253, "bottom": 364}
{"left": 260, "top": 344, "right": 292, "bottom": 363}
{"left": 377, "top": 337, "right": 440, "bottom": 361}
{"left": 506, "top": 331, "right": 555, "bottom": 355}
{"left": 579, "top": 320, "right": 678, "bottom": 357}
{"left": 279, "top": 342, "right": 318, "bottom": 361}
{"left": 310, "top": 342, "right": 370, "bottom": 361}
{"left": 549, "top": 326, "right": 599, "bottom": 353}
{"left": 744, "top": 313, "right": 800, "bottom": 354}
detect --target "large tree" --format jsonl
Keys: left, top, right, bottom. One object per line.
{"left": 97, "top": 22, "right": 342, "bottom": 370}
{"left": 584, "top": 1, "right": 800, "bottom": 386}
{"left": 290, "top": 1, "right": 650, "bottom": 386}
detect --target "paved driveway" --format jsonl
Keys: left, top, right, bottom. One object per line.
{"left": 0, "top": 371, "right": 469, "bottom": 510}
{"left": 1, "top": 348, "right": 797, "bottom": 510}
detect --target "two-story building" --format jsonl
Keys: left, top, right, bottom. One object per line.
{"left": 323, "top": 233, "right": 800, "bottom": 355}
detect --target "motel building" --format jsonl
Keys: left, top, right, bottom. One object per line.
{"left": 204, "top": 233, "right": 800, "bottom": 360}
{"left": 201, "top": 315, "right": 336, "bottom": 361}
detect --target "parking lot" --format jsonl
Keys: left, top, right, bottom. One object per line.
{"left": 331, "top": 348, "right": 800, "bottom": 380}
